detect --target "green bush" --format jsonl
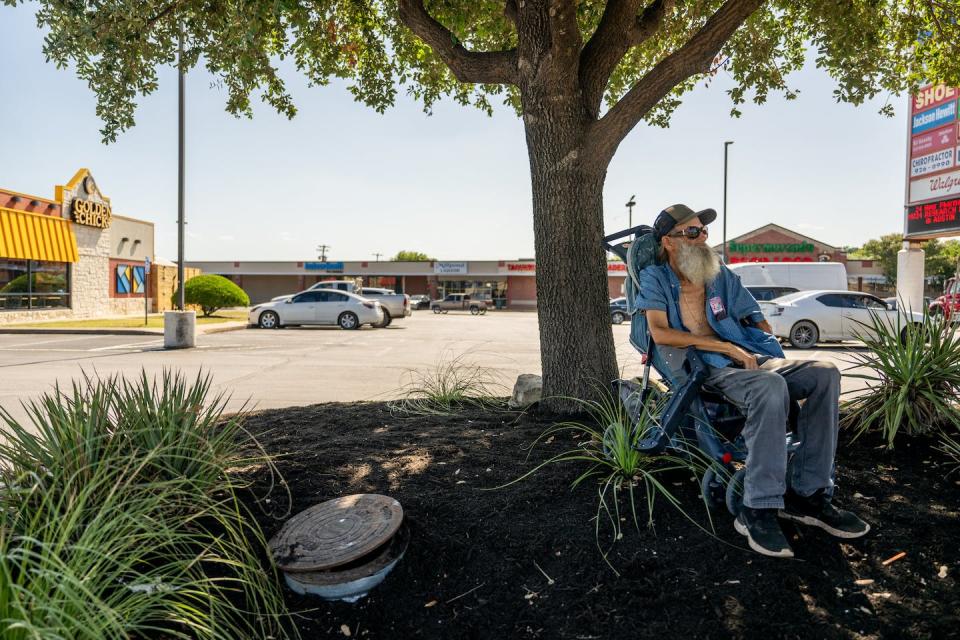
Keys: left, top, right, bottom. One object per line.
{"left": 0, "top": 370, "right": 295, "bottom": 639}
{"left": 171, "top": 274, "right": 249, "bottom": 316}
{"left": 0, "top": 272, "right": 66, "bottom": 293}
{"left": 842, "top": 306, "right": 960, "bottom": 447}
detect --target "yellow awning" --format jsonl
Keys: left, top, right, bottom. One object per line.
{"left": 0, "top": 207, "right": 79, "bottom": 263}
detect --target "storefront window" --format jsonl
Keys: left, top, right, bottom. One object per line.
{"left": 0, "top": 260, "right": 70, "bottom": 310}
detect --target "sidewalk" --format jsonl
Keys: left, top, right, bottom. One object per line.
{"left": 0, "top": 320, "right": 249, "bottom": 336}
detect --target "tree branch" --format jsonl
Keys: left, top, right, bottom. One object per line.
{"left": 397, "top": 0, "right": 518, "bottom": 85}
{"left": 580, "top": 0, "right": 674, "bottom": 118}
{"left": 588, "top": 0, "right": 764, "bottom": 163}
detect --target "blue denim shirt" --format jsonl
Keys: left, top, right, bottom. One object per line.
{"left": 632, "top": 262, "right": 785, "bottom": 368}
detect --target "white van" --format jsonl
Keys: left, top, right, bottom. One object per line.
{"left": 728, "top": 262, "right": 848, "bottom": 292}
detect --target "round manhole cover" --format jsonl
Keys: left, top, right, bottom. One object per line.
{"left": 270, "top": 494, "right": 404, "bottom": 572}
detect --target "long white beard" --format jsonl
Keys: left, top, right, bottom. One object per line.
{"left": 674, "top": 242, "right": 721, "bottom": 286}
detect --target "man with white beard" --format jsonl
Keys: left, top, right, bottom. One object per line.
{"left": 634, "top": 204, "right": 869, "bottom": 558}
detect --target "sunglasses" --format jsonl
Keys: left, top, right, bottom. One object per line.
{"left": 668, "top": 225, "right": 708, "bottom": 239}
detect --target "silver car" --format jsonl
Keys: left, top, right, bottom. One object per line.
{"left": 248, "top": 289, "right": 383, "bottom": 330}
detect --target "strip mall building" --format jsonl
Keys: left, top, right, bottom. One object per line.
{"left": 0, "top": 170, "right": 154, "bottom": 322}
{"left": 191, "top": 224, "right": 884, "bottom": 307}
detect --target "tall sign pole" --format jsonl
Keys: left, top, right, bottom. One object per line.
{"left": 723, "top": 140, "right": 733, "bottom": 264}
{"left": 177, "top": 29, "right": 186, "bottom": 311}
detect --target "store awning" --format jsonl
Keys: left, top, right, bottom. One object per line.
{"left": 0, "top": 207, "right": 79, "bottom": 263}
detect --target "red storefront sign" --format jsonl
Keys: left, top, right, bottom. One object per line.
{"left": 911, "top": 123, "right": 956, "bottom": 156}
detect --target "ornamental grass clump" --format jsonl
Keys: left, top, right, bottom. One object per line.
{"left": 841, "top": 306, "right": 960, "bottom": 447}
{"left": 501, "top": 386, "right": 710, "bottom": 574}
{"left": 0, "top": 370, "right": 294, "bottom": 640}
{"left": 392, "top": 351, "right": 508, "bottom": 416}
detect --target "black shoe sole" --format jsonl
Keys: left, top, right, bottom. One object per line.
{"left": 777, "top": 511, "right": 871, "bottom": 539}
{"left": 734, "top": 518, "right": 794, "bottom": 558}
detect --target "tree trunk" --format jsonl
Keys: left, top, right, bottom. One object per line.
{"left": 522, "top": 100, "right": 619, "bottom": 414}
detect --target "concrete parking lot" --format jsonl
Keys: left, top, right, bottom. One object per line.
{"left": 0, "top": 312, "right": 871, "bottom": 424}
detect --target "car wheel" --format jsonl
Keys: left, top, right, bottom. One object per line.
{"left": 258, "top": 311, "right": 280, "bottom": 329}
{"left": 479, "top": 308, "right": 487, "bottom": 315}
{"left": 338, "top": 312, "right": 360, "bottom": 330}
{"left": 432, "top": 307, "right": 441, "bottom": 314}
{"left": 442, "top": 310, "right": 449, "bottom": 314}
{"left": 470, "top": 306, "right": 480, "bottom": 315}
{"left": 788, "top": 320, "right": 819, "bottom": 349}
{"left": 375, "top": 309, "right": 392, "bottom": 328}
{"left": 611, "top": 311, "right": 626, "bottom": 325}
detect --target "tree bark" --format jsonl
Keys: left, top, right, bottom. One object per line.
{"left": 522, "top": 96, "right": 619, "bottom": 413}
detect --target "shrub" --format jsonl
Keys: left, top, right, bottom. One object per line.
{"left": 842, "top": 306, "right": 960, "bottom": 447}
{"left": 499, "top": 387, "right": 710, "bottom": 575}
{"left": 392, "top": 351, "right": 507, "bottom": 416}
{"left": 171, "top": 274, "right": 249, "bottom": 316}
{"left": 0, "top": 370, "right": 295, "bottom": 639}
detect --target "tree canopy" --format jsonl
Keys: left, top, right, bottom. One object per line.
{"left": 391, "top": 250, "right": 435, "bottom": 261}
{"left": 15, "top": 1, "right": 959, "bottom": 142}
{"left": 859, "top": 234, "right": 960, "bottom": 286}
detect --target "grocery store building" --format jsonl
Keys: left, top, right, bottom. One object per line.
{"left": 0, "top": 169, "right": 155, "bottom": 322}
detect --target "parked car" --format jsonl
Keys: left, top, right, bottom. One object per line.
{"left": 929, "top": 276, "right": 960, "bottom": 319}
{"left": 729, "top": 262, "right": 848, "bottom": 291}
{"left": 610, "top": 297, "right": 629, "bottom": 324}
{"left": 431, "top": 293, "right": 488, "bottom": 315}
{"left": 746, "top": 285, "right": 799, "bottom": 302}
{"left": 409, "top": 294, "right": 431, "bottom": 310}
{"left": 762, "top": 290, "right": 925, "bottom": 349}
{"left": 271, "top": 280, "right": 410, "bottom": 327}
{"left": 248, "top": 289, "right": 383, "bottom": 330}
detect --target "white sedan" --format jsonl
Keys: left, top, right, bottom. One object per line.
{"left": 763, "top": 290, "right": 925, "bottom": 349}
{"left": 248, "top": 289, "right": 383, "bottom": 330}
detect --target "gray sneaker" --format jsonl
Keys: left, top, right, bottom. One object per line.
{"left": 734, "top": 506, "right": 794, "bottom": 558}
{"left": 778, "top": 490, "right": 870, "bottom": 539}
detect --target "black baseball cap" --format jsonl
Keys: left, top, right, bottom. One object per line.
{"left": 653, "top": 204, "right": 717, "bottom": 239}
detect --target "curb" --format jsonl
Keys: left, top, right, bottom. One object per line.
{"left": 0, "top": 322, "right": 250, "bottom": 337}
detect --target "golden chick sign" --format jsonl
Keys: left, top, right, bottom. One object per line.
{"left": 71, "top": 197, "right": 112, "bottom": 228}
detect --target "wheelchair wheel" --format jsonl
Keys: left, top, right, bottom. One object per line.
{"left": 700, "top": 467, "right": 728, "bottom": 511}
{"left": 725, "top": 466, "right": 746, "bottom": 516}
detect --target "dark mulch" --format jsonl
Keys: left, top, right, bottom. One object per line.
{"left": 236, "top": 402, "right": 960, "bottom": 640}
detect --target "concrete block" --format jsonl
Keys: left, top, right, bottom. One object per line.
{"left": 164, "top": 310, "right": 196, "bottom": 349}
{"left": 508, "top": 373, "right": 542, "bottom": 409}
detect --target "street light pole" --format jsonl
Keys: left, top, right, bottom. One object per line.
{"left": 625, "top": 195, "right": 636, "bottom": 228}
{"left": 723, "top": 141, "right": 733, "bottom": 264}
{"left": 177, "top": 30, "right": 186, "bottom": 311}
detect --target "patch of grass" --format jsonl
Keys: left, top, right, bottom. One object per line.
{"left": 0, "top": 370, "right": 295, "bottom": 639}
{"left": 6, "top": 310, "right": 248, "bottom": 329}
{"left": 499, "top": 386, "right": 711, "bottom": 575}
{"left": 841, "top": 307, "right": 960, "bottom": 447}
{"left": 392, "top": 351, "right": 508, "bottom": 416}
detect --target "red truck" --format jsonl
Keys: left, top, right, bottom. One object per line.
{"left": 930, "top": 275, "right": 960, "bottom": 319}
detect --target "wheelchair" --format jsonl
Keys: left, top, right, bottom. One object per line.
{"left": 602, "top": 224, "right": 808, "bottom": 516}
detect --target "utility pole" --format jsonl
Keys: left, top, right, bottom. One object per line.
{"left": 316, "top": 244, "right": 331, "bottom": 261}
{"left": 625, "top": 195, "right": 636, "bottom": 228}
{"left": 177, "top": 29, "right": 186, "bottom": 311}
{"left": 723, "top": 141, "right": 734, "bottom": 264}
{"left": 372, "top": 252, "right": 383, "bottom": 262}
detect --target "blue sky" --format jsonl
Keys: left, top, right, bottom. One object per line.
{"left": 1, "top": 6, "right": 909, "bottom": 262}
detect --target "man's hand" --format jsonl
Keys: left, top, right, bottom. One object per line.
{"left": 726, "top": 344, "right": 759, "bottom": 370}
{"left": 756, "top": 319, "right": 773, "bottom": 334}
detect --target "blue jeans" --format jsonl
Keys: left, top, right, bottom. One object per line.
{"left": 702, "top": 358, "right": 840, "bottom": 509}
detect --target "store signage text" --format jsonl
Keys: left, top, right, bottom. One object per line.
{"left": 911, "top": 148, "right": 955, "bottom": 177}
{"left": 304, "top": 262, "right": 344, "bottom": 271}
{"left": 913, "top": 85, "right": 957, "bottom": 111}
{"left": 910, "top": 167, "right": 960, "bottom": 202}
{"left": 728, "top": 242, "right": 815, "bottom": 254}
{"left": 906, "top": 196, "right": 960, "bottom": 237}
{"left": 434, "top": 261, "right": 468, "bottom": 274}
{"left": 71, "top": 198, "right": 112, "bottom": 228}
{"left": 507, "top": 263, "right": 536, "bottom": 271}
{"left": 911, "top": 124, "right": 955, "bottom": 156}
{"left": 911, "top": 101, "right": 956, "bottom": 135}
{"left": 728, "top": 256, "right": 815, "bottom": 263}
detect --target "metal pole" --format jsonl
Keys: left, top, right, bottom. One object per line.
{"left": 625, "top": 195, "right": 636, "bottom": 229}
{"left": 723, "top": 141, "right": 733, "bottom": 264}
{"left": 177, "top": 30, "right": 186, "bottom": 311}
